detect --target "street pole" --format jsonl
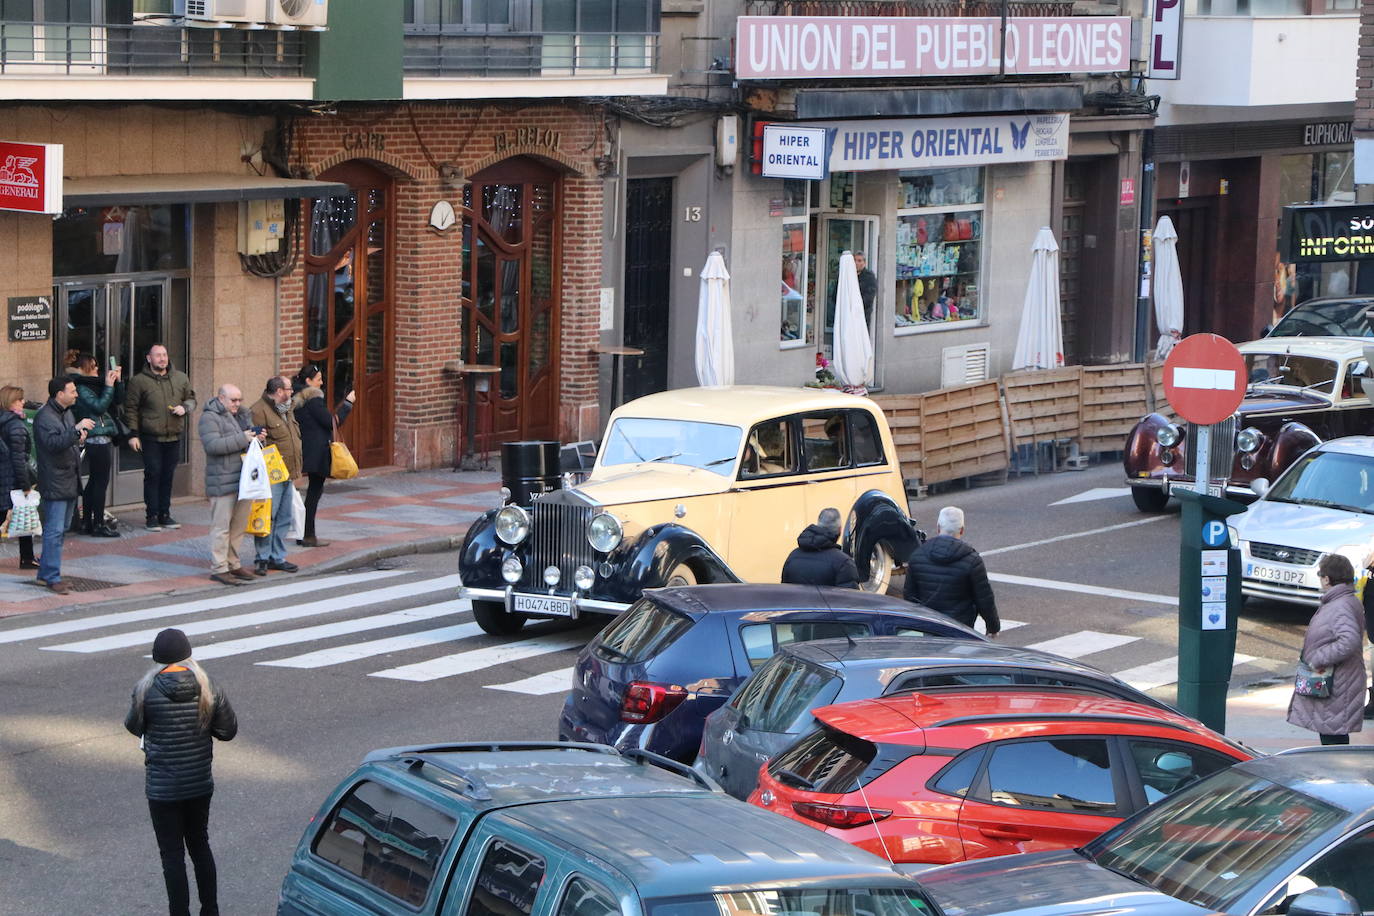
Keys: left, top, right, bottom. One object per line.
{"left": 1133, "top": 129, "right": 1156, "bottom": 362}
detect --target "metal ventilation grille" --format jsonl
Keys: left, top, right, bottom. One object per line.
{"left": 1184, "top": 417, "right": 1237, "bottom": 482}
{"left": 186, "top": 0, "right": 208, "bottom": 15}
{"left": 279, "top": 0, "right": 311, "bottom": 16}
{"left": 940, "top": 343, "right": 990, "bottom": 387}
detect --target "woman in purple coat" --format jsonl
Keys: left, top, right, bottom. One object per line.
{"left": 1288, "top": 554, "right": 1367, "bottom": 745}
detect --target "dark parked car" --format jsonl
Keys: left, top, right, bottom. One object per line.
{"left": 696, "top": 636, "right": 1180, "bottom": 800}
{"left": 1269, "top": 297, "right": 1374, "bottom": 339}
{"left": 278, "top": 741, "right": 937, "bottom": 916}
{"left": 915, "top": 746, "right": 1374, "bottom": 916}
{"left": 1124, "top": 336, "right": 1373, "bottom": 511}
{"left": 557, "top": 584, "right": 983, "bottom": 763}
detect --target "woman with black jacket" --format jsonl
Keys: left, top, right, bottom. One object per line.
{"left": 125, "top": 628, "right": 237, "bottom": 916}
{"left": 0, "top": 384, "right": 37, "bottom": 569}
{"left": 292, "top": 365, "right": 354, "bottom": 548}
{"left": 67, "top": 351, "right": 124, "bottom": 536}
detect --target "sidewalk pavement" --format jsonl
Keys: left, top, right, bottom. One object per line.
{"left": 0, "top": 467, "right": 502, "bottom": 617}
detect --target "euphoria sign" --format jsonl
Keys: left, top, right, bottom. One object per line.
{"left": 1281, "top": 203, "right": 1374, "bottom": 263}
{"left": 7, "top": 295, "right": 52, "bottom": 342}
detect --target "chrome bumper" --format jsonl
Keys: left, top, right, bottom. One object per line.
{"left": 1130, "top": 479, "right": 1255, "bottom": 500}
{"left": 1240, "top": 579, "right": 1321, "bottom": 608}
{"left": 458, "top": 586, "right": 631, "bottom": 616}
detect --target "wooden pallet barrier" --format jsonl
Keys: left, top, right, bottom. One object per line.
{"left": 918, "top": 380, "right": 1010, "bottom": 485}
{"left": 1081, "top": 362, "right": 1151, "bottom": 454}
{"left": 1001, "top": 367, "right": 1083, "bottom": 449}
{"left": 869, "top": 393, "right": 922, "bottom": 483}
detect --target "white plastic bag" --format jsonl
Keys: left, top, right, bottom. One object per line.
{"left": 289, "top": 485, "right": 306, "bottom": 541}
{"left": 238, "top": 438, "right": 272, "bottom": 501}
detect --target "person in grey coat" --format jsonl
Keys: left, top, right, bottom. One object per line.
{"left": 33, "top": 377, "right": 94, "bottom": 594}
{"left": 197, "top": 384, "right": 265, "bottom": 586}
{"left": 1288, "top": 553, "right": 1367, "bottom": 745}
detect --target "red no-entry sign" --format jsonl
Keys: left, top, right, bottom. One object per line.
{"left": 1163, "top": 334, "right": 1247, "bottom": 426}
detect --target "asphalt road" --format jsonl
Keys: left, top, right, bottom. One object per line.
{"left": 0, "top": 462, "right": 1312, "bottom": 915}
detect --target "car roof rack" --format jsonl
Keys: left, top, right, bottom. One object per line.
{"left": 929, "top": 712, "right": 1194, "bottom": 732}
{"left": 621, "top": 747, "right": 723, "bottom": 792}
{"left": 885, "top": 682, "right": 1110, "bottom": 700}
{"left": 400, "top": 754, "right": 494, "bottom": 800}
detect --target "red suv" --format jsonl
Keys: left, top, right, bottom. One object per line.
{"left": 749, "top": 686, "right": 1252, "bottom": 865}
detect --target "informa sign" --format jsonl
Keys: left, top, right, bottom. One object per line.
{"left": 0, "top": 141, "right": 62, "bottom": 214}
{"left": 761, "top": 125, "right": 830, "bottom": 180}
{"left": 735, "top": 16, "right": 1130, "bottom": 80}
{"left": 7, "top": 295, "right": 52, "bottom": 342}
{"left": 1282, "top": 203, "right": 1374, "bottom": 263}
{"left": 1148, "top": 0, "right": 1183, "bottom": 80}
{"left": 816, "top": 113, "right": 1068, "bottom": 174}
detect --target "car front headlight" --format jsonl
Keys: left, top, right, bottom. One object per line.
{"left": 587, "top": 512, "right": 623, "bottom": 553}
{"left": 1156, "top": 424, "right": 1182, "bottom": 448}
{"left": 1237, "top": 427, "right": 1263, "bottom": 453}
{"left": 495, "top": 505, "right": 531, "bottom": 545}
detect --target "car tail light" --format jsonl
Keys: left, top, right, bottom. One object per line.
{"left": 792, "top": 801, "right": 892, "bottom": 829}
{"left": 620, "top": 681, "right": 688, "bottom": 724}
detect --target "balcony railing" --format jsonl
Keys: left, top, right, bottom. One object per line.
{"left": 403, "top": 30, "right": 658, "bottom": 78}
{"left": 0, "top": 22, "right": 305, "bottom": 77}
{"left": 744, "top": 1, "right": 1077, "bottom": 14}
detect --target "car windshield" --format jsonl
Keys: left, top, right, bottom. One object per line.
{"left": 1266, "top": 450, "right": 1374, "bottom": 514}
{"left": 1085, "top": 768, "right": 1345, "bottom": 911}
{"left": 599, "top": 417, "right": 743, "bottom": 477}
{"left": 1270, "top": 299, "right": 1374, "bottom": 338}
{"left": 1244, "top": 353, "right": 1340, "bottom": 393}
{"left": 648, "top": 887, "right": 938, "bottom": 916}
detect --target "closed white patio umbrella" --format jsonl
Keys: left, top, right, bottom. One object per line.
{"left": 1153, "top": 215, "right": 1184, "bottom": 359}
{"left": 694, "top": 250, "right": 734, "bottom": 387}
{"left": 1011, "top": 227, "right": 1065, "bottom": 371}
{"left": 831, "top": 250, "right": 874, "bottom": 389}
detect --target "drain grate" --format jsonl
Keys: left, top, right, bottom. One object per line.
{"left": 43, "top": 576, "right": 123, "bottom": 593}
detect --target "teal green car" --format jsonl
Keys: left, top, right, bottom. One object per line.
{"left": 277, "top": 742, "right": 937, "bottom": 916}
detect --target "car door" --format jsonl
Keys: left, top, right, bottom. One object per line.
{"left": 1122, "top": 738, "right": 1241, "bottom": 811}
{"left": 730, "top": 416, "right": 809, "bottom": 582}
{"left": 798, "top": 410, "right": 861, "bottom": 525}
{"left": 1253, "top": 824, "right": 1374, "bottom": 916}
{"left": 955, "top": 737, "right": 1127, "bottom": 860}
{"left": 442, "top": 820, "right": 563, "bottom": 916}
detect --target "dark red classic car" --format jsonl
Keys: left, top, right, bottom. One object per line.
{"left": 1124, "top": 337, "right": 1374, "bottom": 511}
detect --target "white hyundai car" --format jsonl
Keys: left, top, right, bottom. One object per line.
{"left": 1231, "top": 436, "right": 1374, "bottom": 607}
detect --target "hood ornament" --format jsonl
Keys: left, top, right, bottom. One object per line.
{"left": 675, "top": 503, "right": 687, "bottom": 518}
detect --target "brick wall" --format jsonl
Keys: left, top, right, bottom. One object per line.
{"left": 1360, "top": 0, "right": 1374, "bottom": 137}
{"left": 286, "top": 102, "right": 606, "bottom": 469}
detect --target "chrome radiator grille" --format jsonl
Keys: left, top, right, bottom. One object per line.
{"left": 1185, "top": 417, "right": 1237, "bottom": 481}
{"left": 528, "top": 498, "right": 595, "bottom": 585}
{"left": 1249, "top": 542, "right": 1323, "bottom": 566}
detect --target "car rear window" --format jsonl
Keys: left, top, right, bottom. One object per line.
{"left": 768, "top": 725, "right": 877, "bottom": 794}
{"left": 731, "top": 655, "right": 841, "bottom": 733}
{"left": 312, "top": 780, "right": 458, "bottom": 906}
{"left": 593, "top": 599, "right": 693, "bottom": 664}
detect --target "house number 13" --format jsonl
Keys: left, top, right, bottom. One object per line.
{"left": 683, "top": 206, "right": 702, "bottom": 222}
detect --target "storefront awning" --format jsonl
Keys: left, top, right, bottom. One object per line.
{"left": 62, "top": 173, "right": 349, "bottom": 208}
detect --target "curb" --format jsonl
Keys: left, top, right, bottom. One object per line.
{"left": 309, "top": 533, "right": 464, "bottom": 574}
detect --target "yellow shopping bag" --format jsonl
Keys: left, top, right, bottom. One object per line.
{"left": 245, "top": 499, "right": 272, "bottom": 536}
{"left": 261, "top": 444, "right": 290, "bottom": 485}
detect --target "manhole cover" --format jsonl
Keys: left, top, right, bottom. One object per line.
{"left": 41, "top": 576, "right": 122, "bottom": 593}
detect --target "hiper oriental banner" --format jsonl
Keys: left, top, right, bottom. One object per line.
{"left": 736, "top": 16, "right": 1131, "bottom": 80}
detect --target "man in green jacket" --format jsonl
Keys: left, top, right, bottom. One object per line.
{"left": 124, "top": 344, "right": 196, "bottom": 532}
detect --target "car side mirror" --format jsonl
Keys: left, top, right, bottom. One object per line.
{"left": 1153, "top": 751, "right": 1194, "bottom": 776}
{"left": 1251, "top": 477, "right": 1271, "bottom": 498}
{"left": 1288, "top": 888, "right": 1361, "bottom": 916}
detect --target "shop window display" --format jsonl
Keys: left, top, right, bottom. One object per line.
{"left": 779, "top": 179, "right": 818, "bottom": 347}
{"left": 893, "top": 167, "right": 985, "bottom": 332}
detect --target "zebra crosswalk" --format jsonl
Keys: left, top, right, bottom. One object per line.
{"left": 0, "top": 569, "right": 1279, "bottom": 698}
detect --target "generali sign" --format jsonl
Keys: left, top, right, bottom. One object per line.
{"left": 0, "top": 141, "right": 62, "bottom": 215}
{"left": 736, "top": 16, "right": 1130, "bottom": 80}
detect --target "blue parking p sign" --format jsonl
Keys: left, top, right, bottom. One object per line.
{"left": 1202, "top": 520, "right": 1229, "bottom": 548}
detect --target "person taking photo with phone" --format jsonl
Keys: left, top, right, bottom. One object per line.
{"left": 66, "top": 350, "right": 124, "bottom": 537}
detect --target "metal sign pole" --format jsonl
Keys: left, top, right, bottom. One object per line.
{"left": 1193, "top": 422, "right": 1210, "bottom": 494}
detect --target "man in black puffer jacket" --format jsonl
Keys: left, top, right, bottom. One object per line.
{"left": 125, "top": 628, "right": 237, "bottom": 916}
{"left": 781, "top": 508, "right": 860, "bottom": 588}
{"left": 903, "top": 506, "right": 1001, "bottom": 636}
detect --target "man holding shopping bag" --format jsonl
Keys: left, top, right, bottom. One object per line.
{"left": 198, "top": 384, "right": 265, "bottom": 586}
{"left": 249, "top": 375, "right": 301, "bottom": 576}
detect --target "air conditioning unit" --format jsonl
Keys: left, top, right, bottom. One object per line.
{"left": 175, "top": 0, "right": 269, "bottom": 26}
{"left": 267, "top": 0, "right": 328, "bottom": 28}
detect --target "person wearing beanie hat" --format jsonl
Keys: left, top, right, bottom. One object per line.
{"left": 780, "top": 507, "right": 860, "bottom": 589}
{"left": 125, "top": 628, "right": 237, "bottom": 916}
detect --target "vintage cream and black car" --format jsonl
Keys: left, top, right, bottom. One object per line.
{"left": 1124, "top": 337, "right": 1374, "bottom": 511}
{"left": 457, "top": 386, "right": 924, "bottom": 635}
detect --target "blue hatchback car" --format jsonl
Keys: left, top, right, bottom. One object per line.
{"left": 557, "top": 583, "right": 983, "bottom": 763}
{"left": 277, "top": 742, "right": 938, "bottom": 916}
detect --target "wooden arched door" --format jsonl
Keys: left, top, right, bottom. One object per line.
{"left": 303, "top": 161, "right": 394, "bottom": 468}
{"left": 461, "top": 157, "right": 560, "bottom": 442}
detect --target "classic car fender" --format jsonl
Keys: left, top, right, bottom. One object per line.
{"left": 845, "top": 489, "right": 924, "bottom": 576}
{"left": 1269, "top": 421, "right": 1321, "bottom": 479}
{"left": 1124, "top": 412, "right": 1176, "bottom": 477}
{"left": 457, "top": 508, "right": 505, "bottom": 589}
{"left": 599, "top": 523, "right": 741, "bottom": 603}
